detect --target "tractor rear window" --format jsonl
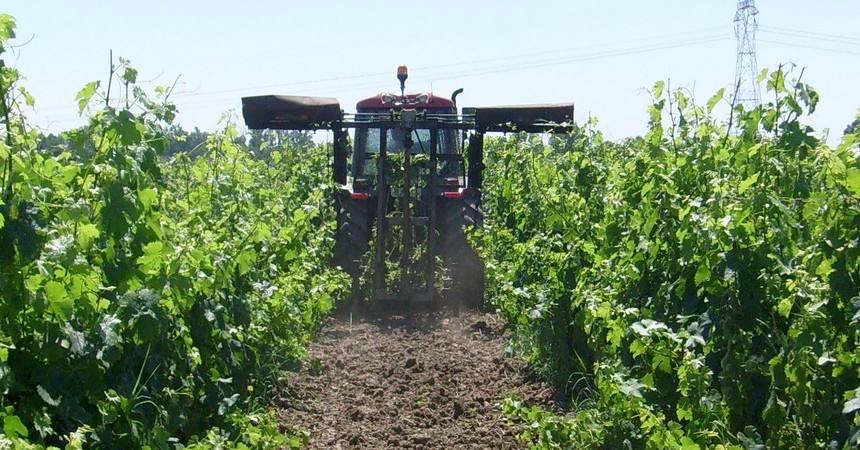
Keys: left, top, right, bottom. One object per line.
{"left": 351, "top": 108, "right": 462, "bottom": 180}
{"left": 360, "top": 128, "right": 452, "bottom": 154}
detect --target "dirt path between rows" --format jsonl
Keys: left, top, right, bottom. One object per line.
{"left": 275, "top": 307, "right": 562, "bottom": 449}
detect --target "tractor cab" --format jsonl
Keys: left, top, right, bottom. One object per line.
{"left": 350, "top": 92, "right": 463, "bottom": 192}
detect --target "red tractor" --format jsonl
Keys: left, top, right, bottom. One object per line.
{"left": 242, "top": 66, "right": 573, "bottom": 306}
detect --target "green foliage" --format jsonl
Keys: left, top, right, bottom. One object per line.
{"left": 0, "top": 17, "right": 347, "bottom": 448}
{"left": 481, "top": 67, "right": 860, "bottom": 448}
{"left": 246, "top": 129, "right": 314, "bottom": 161}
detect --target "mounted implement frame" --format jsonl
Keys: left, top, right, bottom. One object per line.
{"left": 242, "top": 68, "right": 574, "bottom": 305}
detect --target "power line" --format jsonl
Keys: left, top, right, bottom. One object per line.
{"left": 385, "top": 27, "right": 728, "bottom": 77}
{"left": 760, "top": 29, "right": 860, "bottom": 47}
{"left": 162, "top": 26, "right": 857, "bottom": 103}
{"left": 172, "top": 70, "right": 392, "bottom": 97}
{"left": 169, "top": 27, "right": 730, "bottom": 99}
{"left": 295, "top": 35, "right": 731, "bottom": 96}
{"left": 33, "top": 33, "right": 732, "bottom": 116}
{"left": 31, "top": 27, "right": 732, "bottom": 113}
{"left": 759, "top": 25, "right": 860, "bottom": 45}
{"left": 758, "top": 38, "right": 860, "bottom": 57}
{"left": 168, "top": 30, "right": 854, "bottom": 109}
{"left": 421, "top": 37, "right": 732, "bottom": 84}
{"left": 160, "top": 35, "right": 731, "bottom": 115}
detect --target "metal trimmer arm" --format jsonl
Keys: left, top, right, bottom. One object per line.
{"left": 242, "top": 95, "right": 343, "bottom": 130}
{"left": 242, "top": 95, "right": 348, "bottom": 185}
{"left": 472, "top": 103, "right": 575, "bottom": 133}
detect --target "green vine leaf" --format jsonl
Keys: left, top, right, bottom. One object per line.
{"left": 75, "top": 81, "right": 100, "bottom": 115}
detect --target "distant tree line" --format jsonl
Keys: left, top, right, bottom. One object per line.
{"left": 845, "top": 117, "right": 860, "bottom": 136}
{"left": 37, "top": 125, "right": 313, "bottom": 159}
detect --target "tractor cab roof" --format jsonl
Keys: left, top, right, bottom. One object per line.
{"left": 356, "top": 93, "right": 455, "bottom": 110}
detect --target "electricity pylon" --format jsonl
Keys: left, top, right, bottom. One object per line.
{"left": 734, "top": 0, "right": 761, "bottom": 109}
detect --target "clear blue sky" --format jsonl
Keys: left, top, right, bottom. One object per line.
{"left": 4, "top": 1, "right": 859, "bottom": 141}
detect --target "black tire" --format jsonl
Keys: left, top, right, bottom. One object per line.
{"left": 462, "top": 188, "right": 483, "bottom": 227}
{"left": 332, "top": 190, "right": 371, "bottom": 277}
{"left": 437, "top": 193, "right": 485, "bottom": 309}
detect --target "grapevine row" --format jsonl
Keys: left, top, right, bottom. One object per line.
{"left": 0, "top": 15, "right": 348, "bottom": 448}
{"left": 482, "top": 69, "right": 860, "bottom": 448}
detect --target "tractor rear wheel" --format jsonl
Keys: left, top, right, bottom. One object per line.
{"left": 437, "top": 192, "right": 485, "bottom": 309}
{"left": 333, "top": 191, "right": 371, "bottom": 278}
{"left": 462, "top": 188, "right": 483, "bottom": 227}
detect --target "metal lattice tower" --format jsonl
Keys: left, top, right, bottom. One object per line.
{"left": 734, "top": 0, "right": 761, "bottom": 108}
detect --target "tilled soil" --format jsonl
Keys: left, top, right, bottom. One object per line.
{"left": 276, "top": 307, "right": 561, "bottom": 449}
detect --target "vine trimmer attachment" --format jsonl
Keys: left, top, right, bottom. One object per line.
{"left": 242, "top": 66, "right": 574, "bottom": 305}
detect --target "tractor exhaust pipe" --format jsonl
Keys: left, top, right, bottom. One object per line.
{"left": 451, "top": 88, "right": 464, "bottom": 109}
